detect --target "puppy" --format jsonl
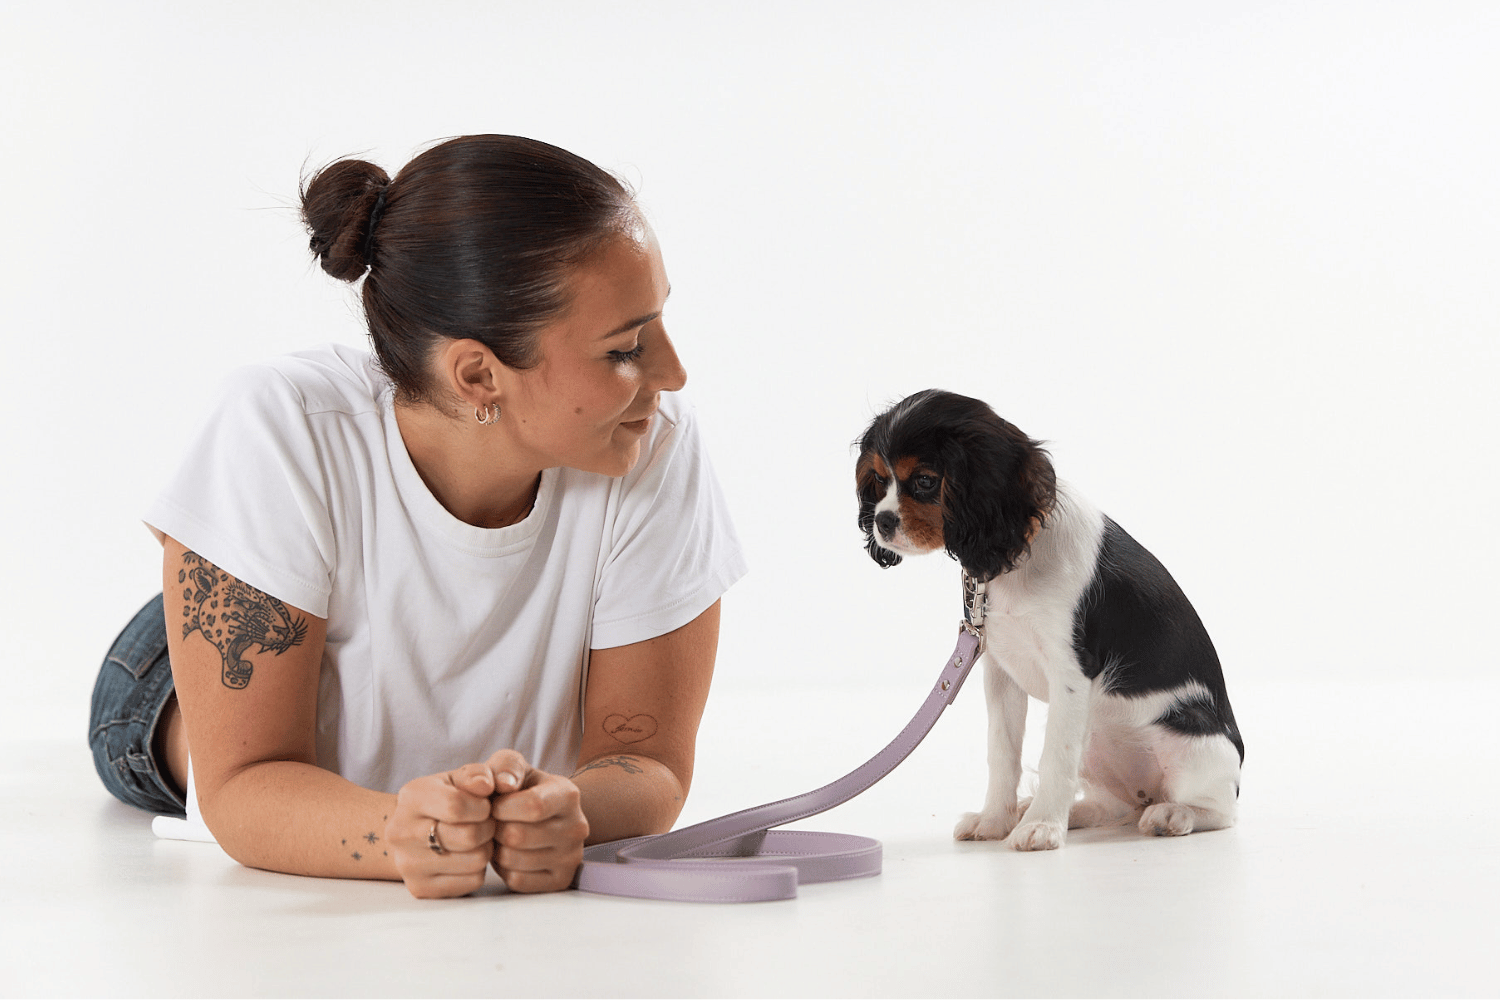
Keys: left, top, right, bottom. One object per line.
{"left": 856, "top": 390, "right": 1243, "bottom": 851}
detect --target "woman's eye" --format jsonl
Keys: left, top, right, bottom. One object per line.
{"left": 609, "top": 343, "right": 646, "bottom": 363}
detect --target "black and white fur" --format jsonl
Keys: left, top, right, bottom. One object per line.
{"left": 856, "top": 389, "right": 1243, "bottom": 851}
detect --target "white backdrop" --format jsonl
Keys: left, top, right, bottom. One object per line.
{"left": 3, "top": 1, "right": 1497, "bottom": 740}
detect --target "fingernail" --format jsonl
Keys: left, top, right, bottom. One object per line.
{"left": 500, "top": 771, "right": 522, "bottom": 787}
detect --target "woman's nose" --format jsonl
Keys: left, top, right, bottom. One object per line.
{"left": 652, "top": 331, "right": 688, "bottom": 392}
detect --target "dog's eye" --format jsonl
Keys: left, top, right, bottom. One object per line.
{"left": 912, "top": 474, "right": 939, "bottom": 497}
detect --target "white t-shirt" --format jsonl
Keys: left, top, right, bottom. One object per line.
{"left": 145, "top": 343, "right": 746, "bottom": 793}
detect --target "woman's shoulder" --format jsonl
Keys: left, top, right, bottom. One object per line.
{"left": 219, "top": 343, "right": 385, "bottom": 420}
{"left": 207, "top": 344, "right": 387, "bottom": 437}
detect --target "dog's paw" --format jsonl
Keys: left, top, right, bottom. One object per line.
{"left": 1007, "top": 819, "right": 1066, "bottom": 852}
{"left": 953, "top": 810, "right": 1018, "bottom": 842}
{"left": 1139, "top": 802, "right": 1196, "bottom": 837}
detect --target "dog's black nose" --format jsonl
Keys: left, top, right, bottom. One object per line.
{"left": 875, "top": 510, "right": 900, "bottom": 540}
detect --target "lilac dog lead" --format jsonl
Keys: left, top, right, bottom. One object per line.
{"left": 573, "top": 573, "right": 989, "bottom": 903}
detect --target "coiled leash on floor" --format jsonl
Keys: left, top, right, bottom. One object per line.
{"left": 574, "top": 573, "right": 989, "bottom": 903}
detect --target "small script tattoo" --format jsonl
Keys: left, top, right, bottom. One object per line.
{"left": 179, "top": 551, "right": 308, "bottom": 689}
{"left": 575, "top": 755, "right": 646, "bottom": 777}
{"left": 602, "top": 713, "right": 658, "bottom": 744}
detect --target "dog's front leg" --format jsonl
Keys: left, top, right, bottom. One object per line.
{"left": 1008, "top": 663, "right": 1091, "bottom": 852}
{"left": 954, "top": 655, "right": 1027, "bottom": 841}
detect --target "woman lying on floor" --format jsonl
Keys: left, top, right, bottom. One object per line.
{"left": 88, "top": 135, "right": 745, "bottom": 898}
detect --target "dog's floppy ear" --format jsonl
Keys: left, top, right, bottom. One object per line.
{"left": 855, "top": 450, "right": 902, "bottom": 568}
{"left": 940, "top": 413, "right": 1056, "bottom": 582}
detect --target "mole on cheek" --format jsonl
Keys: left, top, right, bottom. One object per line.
{"left": 575, "top": 407, "right": 583, "bottom": 414}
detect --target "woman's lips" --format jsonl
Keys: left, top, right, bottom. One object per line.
{"left": 620, "top": 412, "right": 654, "bottom": 433}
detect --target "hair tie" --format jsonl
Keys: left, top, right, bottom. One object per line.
{"left": 364, "top": 187, "right": 389, "bottom": 268}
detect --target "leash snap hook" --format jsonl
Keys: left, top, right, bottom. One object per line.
{"left": 961, "top": 570, "right": 989, "bottom": 636}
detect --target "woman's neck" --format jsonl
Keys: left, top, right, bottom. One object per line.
{"left": 393, "top": 401, "right": 541, "bottom": 529}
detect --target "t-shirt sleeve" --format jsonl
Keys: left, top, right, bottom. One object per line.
{"left": 589, "top": 402, "right": 748, "bottom": 649}
{"left": 143, "top": 364, "right": 336, "bottom": 618}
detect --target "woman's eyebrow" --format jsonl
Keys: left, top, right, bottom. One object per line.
{"left": 597, "top": 286, "right": 672, "bottom": 340}
{"left": 599, "top": 310, "right": 661, "bottom": 339}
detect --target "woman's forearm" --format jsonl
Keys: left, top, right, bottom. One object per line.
{"left": 571, "top": 753, "right": 688, "bottom": 844}
{"left": 202, "top": 760, "right": 402, "bottom": 880}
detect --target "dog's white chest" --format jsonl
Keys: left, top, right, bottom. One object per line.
{"left": 980, "top": 571, "right": 1084, "bottom": 703}
{"left": 983, "top": 617, "right": 1056, "bottom": 702}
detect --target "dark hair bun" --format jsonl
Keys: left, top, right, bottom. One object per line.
{"left": 301, "top": 158, "right": 391, "bottom": 282}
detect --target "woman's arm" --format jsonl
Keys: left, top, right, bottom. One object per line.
{"left": 162, "top": 536, "right": 501, "bottom": 896}
{"left": 568, "top": 600, "right": 721, "bottom": 844}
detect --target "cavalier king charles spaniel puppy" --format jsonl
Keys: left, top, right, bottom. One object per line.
{"left": 857, "top": 390, "right": 1243, "bottom": 851}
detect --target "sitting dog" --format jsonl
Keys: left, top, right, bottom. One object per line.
{"left": 856, "top": 390, "right": 1243, "bottom": 851}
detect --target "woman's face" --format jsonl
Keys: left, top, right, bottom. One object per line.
{"left": 499, "top": 225, "right": 686, "bottom": 478}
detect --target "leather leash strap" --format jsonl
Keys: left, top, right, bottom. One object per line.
{"left": 574, "top": 619, "right": 985, "bottom": 903}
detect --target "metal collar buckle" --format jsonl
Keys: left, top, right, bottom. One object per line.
{"left": 961, "top": 570, "right": 988, "bottom": 636}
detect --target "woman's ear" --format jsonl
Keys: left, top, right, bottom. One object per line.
{"left": 434, "top": 339, "right": 505, "bottom": 411}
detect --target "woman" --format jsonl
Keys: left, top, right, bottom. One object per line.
{"left": 87, "top": 135, "right": 746, "bottom": 898}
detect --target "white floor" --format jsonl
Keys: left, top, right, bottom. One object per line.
{"left": 5, "top": 676, "right": 1497, "bottom": 999}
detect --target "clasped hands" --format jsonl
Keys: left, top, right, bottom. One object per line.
{"left": 387, "top": 749, "right": 589, "bottom": 898}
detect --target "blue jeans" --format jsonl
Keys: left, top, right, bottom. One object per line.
{"left": 88, "top": 594, "right": 186, "bottom": 816}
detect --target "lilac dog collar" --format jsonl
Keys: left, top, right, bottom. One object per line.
{"left": 575, "top": 587, "right": 987, "bottom": 903}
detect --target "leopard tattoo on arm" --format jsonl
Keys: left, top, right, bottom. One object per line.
{"left": 178, "top": 551, "right": 309, "bottom": 689}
